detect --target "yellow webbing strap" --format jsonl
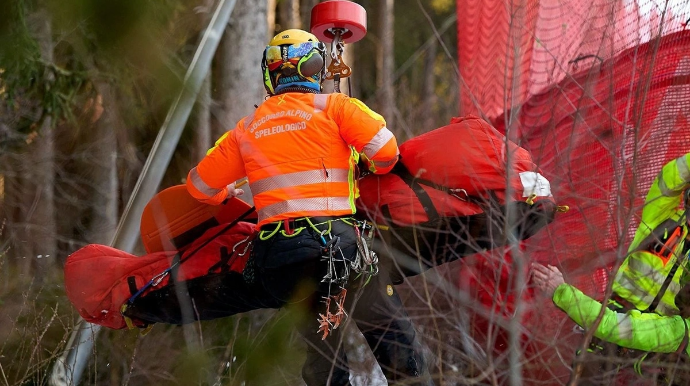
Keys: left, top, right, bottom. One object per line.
{"left": 120, "top": 304, "right": 154, "bottom": 336}
{"left": 120, "top": 304, "right": 136, "bottom": 330}
{"left": 139, "top": 324, "right": 154, "bottom": 336}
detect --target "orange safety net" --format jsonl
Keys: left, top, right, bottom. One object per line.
{"left": 455, "top": 0, "right": 690, "bottom": 383}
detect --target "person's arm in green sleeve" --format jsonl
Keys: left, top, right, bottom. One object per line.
{"left": 533, "top": 263, "right": 688, "bottom": 354}
{"left": 553, "top": 283, "right": 686, "bottom": 353}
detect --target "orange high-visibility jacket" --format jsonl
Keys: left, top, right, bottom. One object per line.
{"left": 187, "top": 92, "right": 399, "bottom": 227}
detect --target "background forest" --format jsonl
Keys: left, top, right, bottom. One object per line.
{"left": 0, "top": 0, "right": 461, "bottom": 385}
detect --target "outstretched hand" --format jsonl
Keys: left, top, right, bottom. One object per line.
{"left": 531, "top": 263, "right": 565, "bottom": 298}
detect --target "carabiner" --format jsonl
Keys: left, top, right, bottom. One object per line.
{"left": 449, "top": 188, "right": 468, "bottom": 201}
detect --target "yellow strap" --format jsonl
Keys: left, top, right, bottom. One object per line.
{"left": 120, "top": 304, "right": 136, "bottom": 330}
{"left": 139, "top": 324, "right": 154, "bottom": 336}
{"left": 120, "top": 303, "right": 154, "bottom": 334}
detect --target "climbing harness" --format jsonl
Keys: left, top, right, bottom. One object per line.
{"left": 254, "top": 216, "right": 380, "bottom": 340}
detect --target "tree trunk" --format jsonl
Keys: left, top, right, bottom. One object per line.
{"left": 193, "top": 5, "right": 214, "bottom": 162}
{"left": 301, "top": 0, "right": 319, "bottom": 31}
{"left": 267, "top": 0, "right": 277, "bottom": 37}
{"left": 193, "top": 73, "right": 213, "bottom": 163}
{"left": 1, "top": 155, "right": 23, "bottom": 286}
{"left": 377, "top": 0, "right": 395, "bottom": 131}
{"left": 278, "top": 0, "right": 301, "bottom": 30}
{"left": 83, "top": 81, "right": 120, "bottom": 246}
{"left": 421, "top": 38, "right": 438, "bottom": 131}
{"left": 212, "top": 0, "right": 268, "bottom": 139}
{"left": 18, "top": 5, "right": 57, "bottom": 278}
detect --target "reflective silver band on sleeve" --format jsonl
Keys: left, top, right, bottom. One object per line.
{"left": 615, "top": 274, "right": 656, "bottom": 307}
{"left": 243, "top": 112, "right": 255, "bottom": 129}
{"left": 257, "top": 196, "right": 353, "bottom": 223}
{"left": 677, "top": 155, "right": 690, "bottom": 184}
{"left": 189, "top": 167, "right": 224, "bottom": 197}
{"left": 615, "top": 313, "right": 633, "bottom": 341}
{"left": 666, "top": 280, "right": 683, "bottom": 300}
{"left": 250, "top": 168, "right": 350, "bottom": 196}
{"left": 362, "top": 127, "right": 394, "bottom": 159}
{"left": 655, "top": 302, "right": 679, "bottom": 317}
{"left": 371, "top": 156, "right": 398, "bottom": 169}
{"left": 627, "top": 257, "right": 673, "bottom": 286}
{"left": 314, "top": 94, "right": 328, "bottom": 113}
{"left": 656, "top": 156, "right": 690, "bottom": 197}
{"left": 658, "top": 171, "right": 672, "bottom": 196}
{"left": 658, "top": 168, "right": 683, "bottom": 197}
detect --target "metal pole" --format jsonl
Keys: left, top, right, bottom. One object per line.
{"left": 49, "top": 0, "right": 237, "bottom": 384}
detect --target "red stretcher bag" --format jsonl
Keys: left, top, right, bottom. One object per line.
{"left": 357, "top": 115, "right": 556, "bottom": 226}
{"left": 64, "top": 221, "right": 254, "bottom": 329}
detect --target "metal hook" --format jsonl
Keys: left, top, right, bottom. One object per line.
{"left": 233, "top": 235, "right": 252, "bottom": 256}
{"left": 449, "top": 188, "right": 468, "bottom": 201}
{"left": 151, "top": 270, "right": 169, "bottom": 287}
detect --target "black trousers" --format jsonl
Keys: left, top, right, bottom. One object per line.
{"left": 249, "top": 218, "right": 427, "bottom": 386}
{"left": 123, "top": 271, "right": 276, "bottom": 324}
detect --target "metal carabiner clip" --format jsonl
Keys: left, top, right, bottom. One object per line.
{"left": 151, "top": 270, "right": 170, "bottom": 287}
{"left": 233, "top": 236, "right": 252, "bottom": 257}
{"left": 449, "top": 188, "right": 468, "bottom": 201}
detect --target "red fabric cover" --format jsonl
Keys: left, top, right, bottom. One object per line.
{"left": 357, "top": 173, "right": 483, "bottom": 226}
{"left": 64, "top": 221, "right": 254, "bottom": 329}
{"left": 357, "top": 115, "right": 553, "bottom": 226}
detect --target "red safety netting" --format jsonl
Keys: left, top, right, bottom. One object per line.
{"left": 457, "top": 0, "right": 690, "bottom": 119}
{"left": 454, "top": 1, "right": 690, "bottom": 384}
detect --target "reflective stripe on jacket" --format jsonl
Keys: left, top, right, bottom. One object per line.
{"left": 553, "top": 283, "right": 689, "bottom": 355}
{"left": 613, "top": 153, "right": 690, "bottom": 315}
{"left": 187, "top": 92, "right": 399, "bottom": 227}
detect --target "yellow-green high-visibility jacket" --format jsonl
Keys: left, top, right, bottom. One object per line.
{"left": 553, "top": 283, "right": 690, "bottom": 355}
{"left": 612, "top": 153, "right": 690, "bottom": 316}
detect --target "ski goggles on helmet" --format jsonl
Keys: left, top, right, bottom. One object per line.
{"left": 263, "top": 41, "right": 326, "bottom": 78}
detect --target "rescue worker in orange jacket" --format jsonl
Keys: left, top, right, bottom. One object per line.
{"left": 186, "top": 29, "right": 427, "bottom": 386}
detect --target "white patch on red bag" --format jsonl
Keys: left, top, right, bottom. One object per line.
{"left": 519, "top": 172, "right": 552, "bottom": 198}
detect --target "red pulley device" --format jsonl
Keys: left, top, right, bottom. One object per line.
{"left": 310, "top": 0, "right": 367, "bottom": 43}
